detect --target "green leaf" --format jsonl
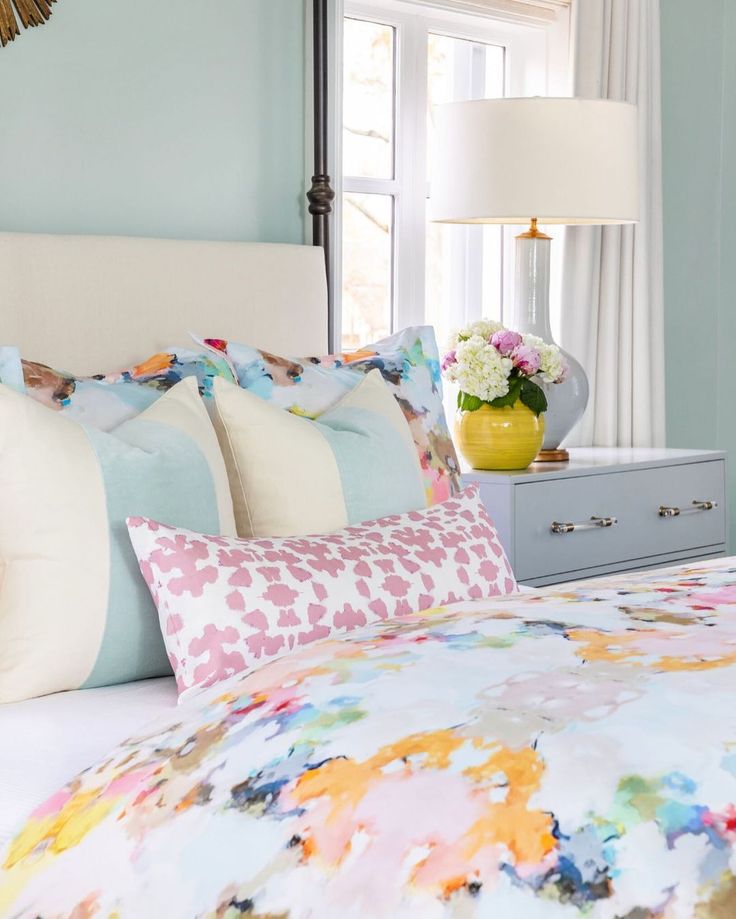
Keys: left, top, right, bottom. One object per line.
{"left": 458, "top": 392, "right": 483, "bottom": 412}
{"left": 489, "top": 376, "right": 523, "bottom": 408}
{"left": 519, "top": 379, "right": 548, "bottom": 416}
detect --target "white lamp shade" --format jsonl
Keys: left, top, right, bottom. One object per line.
{"left": 430, "top": 97, "right": 639, "bottom": 225}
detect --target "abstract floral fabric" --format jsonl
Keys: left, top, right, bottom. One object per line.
{"left": 3, "top": 559, "right": 736, "bottom": 918}
{"left": 194, "top": 326, "right": 462, "bottom": 505}
{"left": 11, "top": 348, "right": 235, "bottom": 430}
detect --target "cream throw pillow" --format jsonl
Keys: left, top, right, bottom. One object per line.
{"left": 212, "top": 369, "right": 427, "bottom": 537}
{"left": 0, "top": 377, "right": 235, "bottom": 703}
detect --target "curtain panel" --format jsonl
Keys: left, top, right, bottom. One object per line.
{"left": 561, "top": 0, "right": 666, "bottom": 447}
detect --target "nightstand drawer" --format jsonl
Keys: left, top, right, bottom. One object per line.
{"left": 513, "top": 460, "right": 726, "bottom": 581}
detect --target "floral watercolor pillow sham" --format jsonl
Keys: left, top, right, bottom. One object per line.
{"left": 6, "top": 347, "right": 235, "bottom": 431}
{"left": 194, "top": 326, "right": 461, "bottom": 504}
{"left": 127, "top": 485, "right": 516, "bottom": 700}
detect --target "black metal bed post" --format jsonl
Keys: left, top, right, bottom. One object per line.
{"left": 307, "top": 0, "right": 336, "bottom": 349}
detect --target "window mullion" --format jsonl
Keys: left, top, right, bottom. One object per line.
{"left": 394, "top": 15, "right": 428, "bottom": 331}
{"left": 448, "top": 38, "right": 474, "bottom": 329}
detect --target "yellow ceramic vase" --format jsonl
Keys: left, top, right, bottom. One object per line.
{"left": 455, "top": 402, "right": 545, "bottom": 471}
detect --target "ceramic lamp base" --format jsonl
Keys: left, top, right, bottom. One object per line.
{"left": 538, "top": 349, "right": 589, "bottom": 452}
{"left": 513, "top": 231, "right": 589, "bottom": 453}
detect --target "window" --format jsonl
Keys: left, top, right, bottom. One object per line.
{"left": 338, "top": 0, "right": 567, "bottom": 351}
{"left": 342, "top": 18, "right": 396, "bottom": 348}
{"left": 424, "top": 31, "right": 505, "bottom": 350}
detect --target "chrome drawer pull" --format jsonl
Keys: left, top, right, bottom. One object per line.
{"left": 658, "top": 500, "right": 718, "bottom": 518}
{"left": 551, "top": 516, "right": 618, "bottom": 535}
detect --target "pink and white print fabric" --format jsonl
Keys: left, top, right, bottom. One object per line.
{"left": 127, "top": 486, "right": 516, "bottom": 700}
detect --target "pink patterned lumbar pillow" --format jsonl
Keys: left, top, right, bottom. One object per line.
{"left": 127, "top": 485, "right": 516, "bottom": 700}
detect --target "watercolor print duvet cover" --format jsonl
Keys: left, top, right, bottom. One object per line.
{"left": 2, "top": 559, "right": 736, "bottom": 919}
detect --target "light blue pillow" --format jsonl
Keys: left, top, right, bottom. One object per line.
{"left": 0, "top": 377, "right": 236, "bottom": 703}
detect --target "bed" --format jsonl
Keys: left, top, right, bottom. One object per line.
{"left": 0, "top": 231, "right": 328, "bottom": 844}
{"left": 2, "top": 233, "right": 736, "bottom": 917}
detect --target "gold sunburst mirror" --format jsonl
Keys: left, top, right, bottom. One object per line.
{"left": 0, "top": 0, "right": 56, "bottom": 47}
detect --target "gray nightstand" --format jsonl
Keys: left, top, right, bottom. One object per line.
{"left": 462, "top": 448, "right": 728, "bottom": 587}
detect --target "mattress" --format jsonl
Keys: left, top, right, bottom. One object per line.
{"left": 0, "top": 677, "right": 177, "bottom": 845}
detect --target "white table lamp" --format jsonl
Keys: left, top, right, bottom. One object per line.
{"left": 430, "top": 97, "right": 639, "bottom": 461}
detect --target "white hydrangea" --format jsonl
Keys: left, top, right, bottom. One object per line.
{"left": 445, "top": 334, "right": 513, "bottom": 402}
{"left": 541, "top": 347, "right": 566, "bottom": 383}
{"left": 455, "top": 318, "right": 505, "bottom": 344}
{"left": 521, "top": 333, "right": 543, "bottom": 348}
{"left": 522, "top": 333, "right": 567, "bottom": 384}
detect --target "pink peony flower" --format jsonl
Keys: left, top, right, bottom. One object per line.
{"left": 511, "top": 344, "right": 541, "bottom": 376}
{"left": 441, "top": 350, "right": 457, "bottom": 371}
{"left": 491, "top": 330, "right": 523, "bottom": 356}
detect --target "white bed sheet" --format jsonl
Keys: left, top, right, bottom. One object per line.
{"left": 0, "top": 677, "right": 177, "bottom": 846}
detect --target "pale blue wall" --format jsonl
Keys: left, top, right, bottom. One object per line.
{"left": 661, "top": 0, "right": 736, "bottom": 547}
{"left": 0, "top": 0, "right": 306, "bottom": 243}
{"left": 716, "top": 0, "right": 736, "bottom": 536}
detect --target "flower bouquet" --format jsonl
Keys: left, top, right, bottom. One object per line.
{"left": 441, "top": 319, "right": 567, "bottom": 415}
{"left": 441, "top": 320, "right": 568, "bottom": 470}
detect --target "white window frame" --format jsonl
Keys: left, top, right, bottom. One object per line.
{"left": 333, "top": 0, "right": 570, "bottom": 348}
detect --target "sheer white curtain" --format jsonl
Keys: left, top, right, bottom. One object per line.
{"left": 561, "top": 0, "right": 665, "bottom": 447}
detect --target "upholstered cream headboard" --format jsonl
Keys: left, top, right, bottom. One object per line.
{"left": 0, "top": 233, "right": 328, "bottom": 373}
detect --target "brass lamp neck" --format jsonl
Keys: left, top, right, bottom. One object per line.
{"left": 517, "top": 217, "right": 552, "bottom": 240}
